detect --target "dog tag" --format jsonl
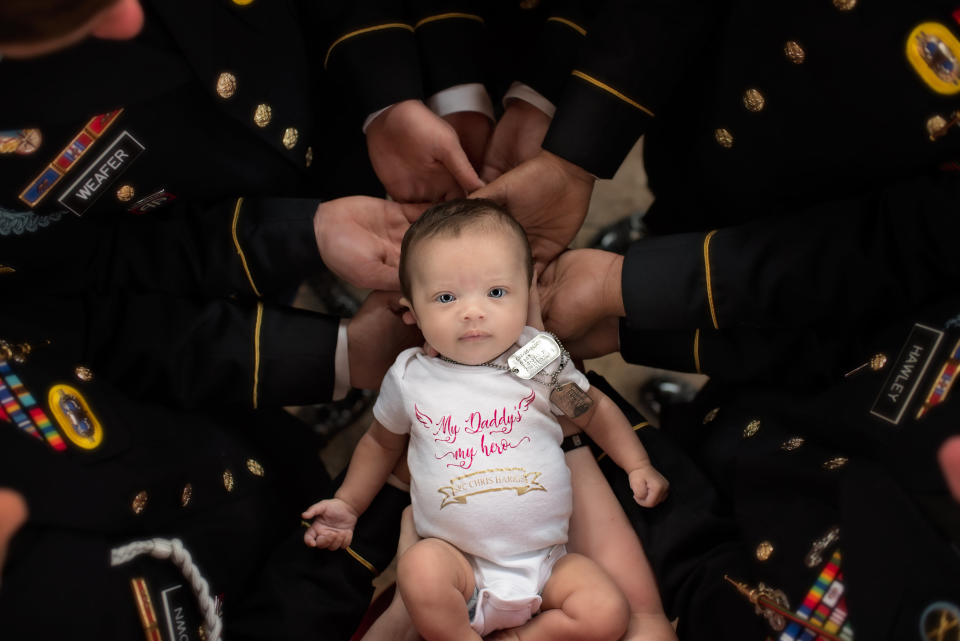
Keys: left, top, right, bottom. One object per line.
{"left": 550, "top": 382, "right": 593, "bottom": 418}
{"left": 508, "top": 333, "right": 561, "bottom": 379}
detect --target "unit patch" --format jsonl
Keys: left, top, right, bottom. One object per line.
{"left": 870, "top": 323, "right": 943, "bottom": 424}
{"left": 907, "top": 22, "right": 960, "bottom": 94}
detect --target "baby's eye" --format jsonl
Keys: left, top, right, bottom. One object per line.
{"left": 436, "top": 293, "right": 456, "bottom": 303}
{"left": 488, "top": 287, "right": 506, "bottom": 299}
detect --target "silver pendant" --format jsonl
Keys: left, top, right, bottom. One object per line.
{"left": 508, "top": 333, "right": 561, "bottom": 379}
{"left": 550, "top": 382, "right": 593, "bottom": 418}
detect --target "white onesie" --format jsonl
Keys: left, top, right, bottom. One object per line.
{"left": 373, "top": 327, "right": 590, "bottom": 635}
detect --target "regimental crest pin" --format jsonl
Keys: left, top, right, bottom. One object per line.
{"left": 48, "top": 384, "right": 103, "bottom": 449}
{"left": 907, "top": 23, "right": 960, "bottom": 94}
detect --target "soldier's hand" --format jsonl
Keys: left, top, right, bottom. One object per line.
{"left": 0, "top": 489, "right": 28, "bottom": 580}
{"left": 480, "top": 99, "right": 551, "bottom": 183}
{"left": 444, "top": 110, "right": 492, "bottom": 173}
{"left": 348, "top": 291, "right": 423, "bottom": 390}
{"left": 302, "top": 498, "right": 358, "bottom": 550}
{"left": 539, "top": 249, "right": 625, "bottom": 343}
{"left": 366, "top": 100, "right": 484, "bottom": 202}
{"left": 471, "top": 150, "right": 594, "bottom": 265}
{"left": 314, "top": 196, "right": 427, "bottom": 290}
{"left": 628, "top": 464, "right": 669, "bottom": 508}
{"left": 940, "top": 436, "right": 960, "bottom": 503}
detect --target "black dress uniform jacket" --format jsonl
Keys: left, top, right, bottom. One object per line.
{"left": 0, "top": 1, "right": 447, "bottom": 638}
{"left": 533, "top": 1, "right": 960, "bottom": 639}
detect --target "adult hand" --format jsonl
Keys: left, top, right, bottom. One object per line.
{"left": 302, "top": 498, "right": 358, "bottom": 549}
{"left": 480, "top": 99, "right": 552, "bottom": 183}
{"left": 471, "top": 150, "right": 595, "bottom": 265}
{"left": 366, "top": 100, "right": 484, "bottom": 202}
{"left": 0, "top": 488, "right": 27, "bottom": 580}
{"left": 539, "top": 249, "right": 625, "bottom": 344}
{"left": 314, "top": 197, "right": 427, "bottom": 291}
{"left": 939, "top": 436, "right": 960, "bottom": 503}
{"left": 443, "top": 111, "right": 492, "bottom": 173}
{"left": 348, "top": 291, "right": 423, "bottom": 390}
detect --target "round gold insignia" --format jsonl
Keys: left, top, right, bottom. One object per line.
{"left": 714, "top": 128, "right": 734, "bottom": 148}
{"left": 743, "top": 419, "right": 761, "bottom": 438}
{"left": 781, "top": 437, "right": 805, "bottom": 452}
{"left": 181, "top": 483, "right": 193, "bottom": 507}
{"left": 216, "top": 72, "right": 238, "bottom": 99}
{"left": 254, "top": 103, "right": 273, "bottom": 128}
{"left": 755, "top": 541, "right": 774, "bottom": 561}
{"left": 784, "top": 41, "right": 806, "bottom": 64}
{"left": 920, "top": 602, "right": 960, "bottom": 641}
{"left": 48, "top": 384, "right": 104, "bottom": 450}
{"left": 822, "top": 456, "right": 849, "bottom": 471}
{"left": 305, "top": 146, "right": 314, "bottom": 168}
{"left": 0, "top": 128, "right": 42, "bottom": 155}
{"left": 116, "top": 184, "right": 135, "bottom": 202}
{"left": 928, "top": 115, "right": 949, "bottom": 139}
{"left": 74, "top": 366, "right": 94, "bottom": 382}
{"left": 702, "top": 407, "right": 720, "bottom": 424}
{"left": 282, "top": 127, "right": 299, "bottom": 150}
{"left": 832, "top": 0, "right": 856, "bottom": 10}
{"left": 743, "top": 88, "right": 766, "bottom": 112}
{"left": 132, "top": 490, "right": 148, "bottom": 515}
{"left": 246, "top": 458, "right": 265, "bottom": 477}
{"left": 223, "top": 469, "right": 235, "bottom": 492}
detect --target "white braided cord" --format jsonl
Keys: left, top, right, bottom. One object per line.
{"left": 110, "top": 537, "right": 223, "bottom": 641}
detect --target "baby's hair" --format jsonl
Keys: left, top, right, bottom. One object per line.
{"left": 399, "top": 198, "right": 533, "bottom": 300}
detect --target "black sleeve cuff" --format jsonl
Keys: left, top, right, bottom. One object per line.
{"left": 259, "top": 306, "right": 340, "bottom": 406}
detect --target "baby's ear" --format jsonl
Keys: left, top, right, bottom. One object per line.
{"left": 399, "top": 296, "right": 418, "bottom": 326}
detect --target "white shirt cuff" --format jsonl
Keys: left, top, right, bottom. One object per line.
{"left": 503, "top": 81, "right": 556, "bottom": 118}
{"left": 426, "top": 83, "right": 494, "bottom": 120}
{"left": 362, "top": 104, "right": 394, "bottom": 133}
{"left": 333, "top": 319, "right": 350, "bottom": 401}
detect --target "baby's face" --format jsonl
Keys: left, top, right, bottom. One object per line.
{"left": 404, "top": 225, "right": 529, "bottom": 365}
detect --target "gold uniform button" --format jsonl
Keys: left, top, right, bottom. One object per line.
{"left": 784, "top": 41, "right": 806, "bottom": 64}
{"left": 282, "top": 127, "right": 299, "bottom": 150}
{"left": 181, "top": 483, "right": 193, "bottom": 507}
{"left": 246, "top": 458, "right": 265, "bottom": 477}
{"left": 223, "top": 469, "right": 235, "bottom": 492}
{"left": 714, "top": 128, "right": 734, "bottom": 148}
{"left": 703, "top": 407, "right": 720, "bottom": 424}
{"left": 216, "top": 72, "right": 238, "bottom": 99}
{"left": 74, "top": 366, "right": 94, "bottom": 382}
{"left": 743, "top": 88, "right": 765, "bottom": 112}
{"left": 780, "top": 436, "right": 805, "bottom": 451}
{"left": 755, "top": 540, "right": 774, "bottom": 562}
{"left": 743, "top": 419, "right": 761, "bottom": 438}
{"left": 927, "top": 115, "right": 949, "bottom": 140}
{"left": 232, "top": 0, "right": 254, "bottom": 5}
{"left": 305, "top": 146, "right": 314, "bottom": 168}
{"left": 132, "top": 491, "right": 149, "bottom": 515}
{"left": 116, "top": 184, "right": 135, "bottom": 202}
{"left": 822, "top": 456, "right": 849, "bottom": 471}
{"left": 832, "top": 0, "right": 856, "bottom": 10}
{"left": 254, "top": 103, "right": 272, "bottom": 128}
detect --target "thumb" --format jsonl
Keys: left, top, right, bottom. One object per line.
{"left": 480, "top": 161, "right": 505, "bottom": 184}
{"left": 439, "top": 139, "right": 485, "bottom": 194}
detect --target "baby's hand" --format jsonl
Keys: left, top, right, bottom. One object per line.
{"left": 628, "top": 464, "right": 670, "bottom": 508}
{"left": 301, "top": 498, "right": 359, "bottom": 550}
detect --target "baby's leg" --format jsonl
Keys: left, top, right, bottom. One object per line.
{"left": 490, "top": 552, "right": 628, "bottom": 641}
{"left": 565, "top": 446, "right": 677, "bottom": 641}
{"left": 396, "top": 537, "right": 480, "bottom": 641}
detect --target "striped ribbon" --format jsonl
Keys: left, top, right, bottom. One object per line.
{"left": 0, "top": 360, "right": 66, "bottom": 450}
{"left": 780, "top": 549, "right": 854, "bottom": 641}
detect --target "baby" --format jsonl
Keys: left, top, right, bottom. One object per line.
{"left": 303, "top": 199, "right": 669, "bottom": 641}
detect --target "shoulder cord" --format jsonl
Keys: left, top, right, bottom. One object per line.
{"left": 110, "top": 537, "right": 222, "bottom": 641}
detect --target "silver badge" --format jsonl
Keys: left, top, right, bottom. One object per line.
{"left": 550, "top": 382, "right": 593, "bottom": 418}
{"left": 508, "top": 333, "right": 561, "bottom": 379}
